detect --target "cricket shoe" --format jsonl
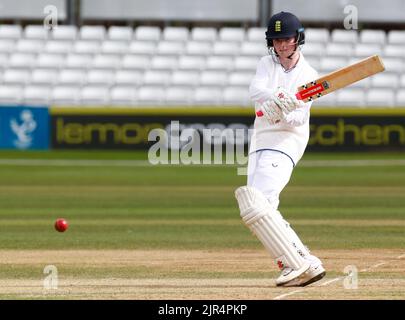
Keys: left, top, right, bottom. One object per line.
{"left": 281, "top": 255, "right": 326, "bottom": 287}
{"left": 275, "top": 261, "right": 311, "bottom": 287}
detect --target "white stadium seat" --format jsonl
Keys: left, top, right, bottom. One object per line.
{"left": 170, "top": 70, "right": 199, "bottom": 86}
{"left": 156, "top": 41, "right": 184, "bottom": 55}
{"left": 91, "top": 54, "right": 121, "bottom": 69}
{"left": 58, "top": 69, "right": 86, "bottom": 85}
{"left": 178, "top": 56, "right": 206, "bottom": 71}
{"left": 348, "top": 77, "right": 370, "bottom": 89}
{"left": 234, "top": 57, "right": 258, "bottom": 71}
{"left": 101, "top": 41, "right": 129, "bottom": 54}
{"left": 51, "top": 86, "right": 81, "bottom": 105}
{"left": 228, "top": 71, "right": 254, "bottom": 86}
{"left": 212, "top": 41, "right": 239, "bottom": 56}
{"left": 137, "top": 86, "right": 165, "bottom": 105}
{"left": 240, "top": 42, "right": 267, "bottom": 56}
{"left": 301, "top": 43, "right": 325, "bottom": 58}
{"left": 108, "top": 26, "right": 133, "bottom": 41}
{"left": 191, "top": 27, "right": 217, "bottom": 42}
{"left": 80, "top": 26, "right": 106, "bottom": 41}
{"left": 2, "top": 69, "right": 30, "bottom": 84}
{"left": 165, "top": 87, "right": 193, "bottom": 104}
{"left": 206, "top": 56, "right": 234, "bottom": 71}
{"left": 185, "top": 41, "right": 212, "bottom": 56}
{"left": 387, "top": 30, "right": 405, "bottom": 45}
{"left": 150, "top": 55, "right": 178, "bottom": 70}
{"left": 24, "top": 25, "right": 49, "bottom": 40}
{"left": 219, "top": 28, "right": 245, "bottom": 42}
{"left": 199, "top": 71, "right": 228, "bottom": 87}
{"left": 58, "top": 69, "right": 87, "bottom": 85}
{"left": 23, "top": 85, "right": 51, "bottom": 105}
{"left": 395, "top": 89, "right": 405, "bottom": 105}
{"left": 304, "top": 56, "right": 320, "bottom": 71}
{"left": 143, "top": 70, "right": 171, "bottom": 86}
{"left": 86, "top": 70, "right": 115, "bottom": 86}
{"left": 383, "top": 45, "right": 405, "bottom": 58}
{"left": 129, "top": 41, "right": 156, "bottom": 55}
{"left": 320, "top": 57, "right": 347, "bottom": 72}
{"left": 110, "top": 86, "right": 137, "bottom": 105}
{"left": 114, "top": 70, "right": 143, "bottom": 86}
{"left": 121, "top": 55, "right": 151, "bottom": 70}
{"left": 400, "top": 74, "right": 405, "bottom": 88}
{"left": 0, "top": 85, "right": 23, "bottom": 104}
{"left": 65, "top": 54, "right": 93, "bottom": 69}
{"left": 0, "top": 39, "right": 16, "bottom": 53}
{"left": 163, "top": 27, "right": 189, "bottom": 42}
{"left": 347, "top": 57, "right": 369, "bottom": 67}
{"left": 330, "top": 29, "right": 358, "bottom": 43}
{"left": 80, "top": 86, "right": 110, "bottom": 105}
{"left": 370, "top": 73, "right": 398, "bottom": 89}
{"left": 312, "top": 92, "right": 336, "bottom": 107}
{"left": 326, "top": 43, "right": 353, "bottom": 57}
{"left": 246, "top": 28, "right": 266, "bottom": 42}
{"left": 74, "top": 41, "right": 101, "bottom": 54}
{"left": 0, "top": 25, "right": 23, "bottom": 39}
{"left": 9, "top": 53, "right": 36, "bottom": 68}
{"left": 305, "top": 28, "right": 329, "bottom": 43}
{"left": 380, "top": 58, "right": 403, "bottom": 73}
{"left": 223, "top": 87, "right": 250, "bottom": 105}
{"left": 36, "top": 53, "right": 65, "bottom": 69}
{"left": 336, "top": 89, "right": 366, "bottom": 106}
{"left": 134, "top": 26, "right": 161, "bottom": 42}
{"left": 360, "top": 29, "right": 386, "bottom": 45}
{"left": 366, "top": 89, "right": 395, "bottom": 107}
{"left": 193, "top": 87, "right": 222, "bottom": 104}
{"left": 354, "top": 44, "right": 382, "bottom": 58}
{"left": 44, "top": 40, "right": 73, "bottom": 54}
{"left": 51, "top": 25, "right": 78, "bottom": 40}
{"left": 31, "top": 69, "right": 58, "bottom": 85}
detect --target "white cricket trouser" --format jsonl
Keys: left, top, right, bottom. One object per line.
{"left": 247, "top": 150, "right": 294, "bottom": 210}
{"left": 247, "top": 149, "right": 310, "bottom": 257}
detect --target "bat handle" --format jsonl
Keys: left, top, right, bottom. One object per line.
{"left": 255, "top": 93, "right": 302, "bottom": 117}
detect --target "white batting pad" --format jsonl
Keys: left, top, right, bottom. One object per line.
{"left": 235, "top": 186, "right": 310, "bottom": 275}
{"left": 273, "top": 210, "right": 311, "bottom": 258}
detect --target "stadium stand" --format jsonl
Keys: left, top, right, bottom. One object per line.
{"left": 0, "top": 23, "right": 404, "bottom": 107}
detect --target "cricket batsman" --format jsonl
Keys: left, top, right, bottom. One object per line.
{"left": 235, "top": 11, "right": 326, "bottom": 286}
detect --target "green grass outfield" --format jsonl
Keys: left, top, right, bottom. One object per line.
{"left": 0, "top": 150, "right": 404, "bottom": 252}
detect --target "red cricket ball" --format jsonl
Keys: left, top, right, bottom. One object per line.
{"left": 54, "top": 218, "right": 69, "bottom": 232}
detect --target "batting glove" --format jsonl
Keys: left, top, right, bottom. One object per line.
{"left": 271, "top": 87, "right": 300, "bottom": 114}
{"left": 257, "top": 100, "right": 284, "bottom": 125}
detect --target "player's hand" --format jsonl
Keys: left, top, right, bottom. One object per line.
{"left": 271, "top": 87, "right": 300, "bottom": 114}
{"left": 257, "top": 100, "right": 284, "bottom": 125}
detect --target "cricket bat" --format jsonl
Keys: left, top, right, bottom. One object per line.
{"left": 256, "top": 55, "right": 385, "bottom": 117}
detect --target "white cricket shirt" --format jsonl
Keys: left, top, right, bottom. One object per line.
{"left": 249, "top": 52, "right": 318, "bottom": 165}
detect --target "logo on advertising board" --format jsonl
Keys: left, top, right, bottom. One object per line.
{"left": 10, "top": 109, "right": 37, "bottom": 149}
{"left": 0, "top": 106, "right": 49, "bottom": 150}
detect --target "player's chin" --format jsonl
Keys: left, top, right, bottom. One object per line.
{"left": 278, "top": 51, "right": 293, "bottom": 58}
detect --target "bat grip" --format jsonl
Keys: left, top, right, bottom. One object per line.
{"left": 256, "top": 93, "right": 302, "bottom": 117}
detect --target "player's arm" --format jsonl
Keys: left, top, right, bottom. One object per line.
{"left": 281, "top": 101, "right": 311, "bottom": 126}
{"left": 249, "top": 58, "right": 275, "bottom": 104}
{"left": 250, "top": 60, "right": 300, "bottom": 111}
{"left": 249, "top": 59, "right": 300, "bottom": 123}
